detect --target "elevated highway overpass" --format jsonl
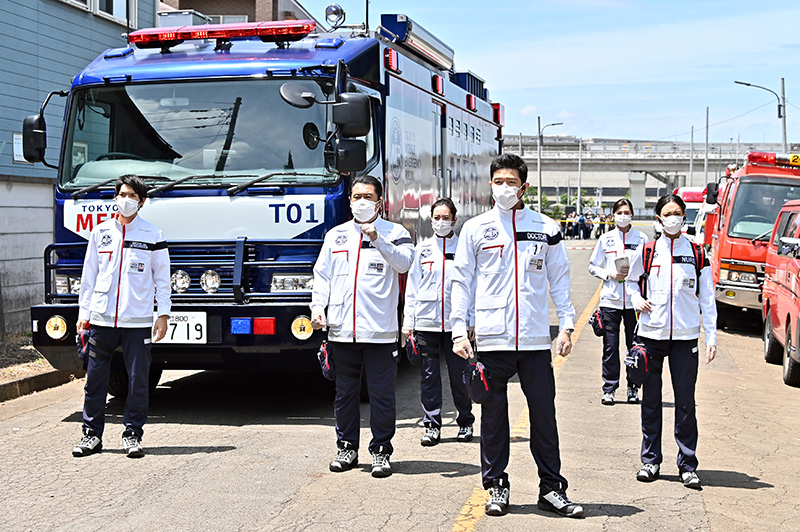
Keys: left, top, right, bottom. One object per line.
{"left": 503, "top": 136, "right": 792, "bottom": 210}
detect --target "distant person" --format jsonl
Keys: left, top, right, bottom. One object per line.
{"left": 450, "top": 153, "right": 583, "bottom": 518}
{"left": 310, "top": 175, "right": 414, "bottom": 478}
{"left": 626, "top": 194, "right": 717, "bottom": 489}
{"left": 577, "top": 212, "right": 587, "bottom": 239}
{"left": 73, "top": 175, "right": 171, "bottom": 459}
{"left": 403, "top": 198, "right": 475, "bottom": 447}
{"left": 588, "top": 199, "right": 649, "bottom": 405}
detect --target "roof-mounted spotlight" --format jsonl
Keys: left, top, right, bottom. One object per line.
{"left": 325, "top": 4, "right": 346, "bottom": 29}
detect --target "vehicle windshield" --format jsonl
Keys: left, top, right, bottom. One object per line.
{"left": 685, "top": 208, "right": 699, "bottom": 226}
{"left": 60, "top": 79, "right": 373, "bottom": 188}
{"left": 728, "top": 182, "right": 800, "bottom": 239}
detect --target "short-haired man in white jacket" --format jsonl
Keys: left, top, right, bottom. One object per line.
{"left": 310, "top": 175, "right": 414, "bottom": 478}
{"left": 73, "top": 175, "right": 171, "bottom": 459}
{"left": 450, "top": 154, "right": 583, "bottom": 519}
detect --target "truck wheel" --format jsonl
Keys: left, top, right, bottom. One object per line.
{"left": 784, "top": 328, "right": 800, "bottom": 387}
{"left": 107, "top": 366, "right": 163, "bottom": 398}
{"left": 763, "top": 314, "right": 783, "bottom": 365}
{"left": 716, "top": 306, "right": 728, "bottom": 329}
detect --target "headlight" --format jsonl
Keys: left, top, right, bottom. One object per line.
{"left": 171, "top": 270, "right": 191, "bottom": 293}
{"left": 739, "top": 273, "right": 757, "bottom": 284}
{"left": 45, "top": 315, "right": 69, "bottom": 340}
{"left": 291, "top": 315, "right": 314, "bottom": 340}
{"left": 55, "top": 274, "right": 81, "bottom": 295}
{"left": 270, "top": 274, "right": 314, "bottom": 292}
{"left": 719, "top": 270, "right": 729, "bottom": 281}
{"left": 200, "top": 270, "right": 221, "bottom": 293}
{"left": 729, "top": 271, "right": 740, "bottom": 282}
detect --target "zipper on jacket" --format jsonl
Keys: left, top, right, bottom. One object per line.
{"left": 669, "top": 238, "right": 674, "bottom": 339}
{"left": 622, "top": 230, "right": 626, "bottom": 310}
{"left": 441, "top": 237, "right": 446, "bottom": 333}
{"left": 512, "top": 211, "right": 519, "bottom": 351}
{"left": 352, "top": 237, "right": 363, "bottom": 343}
{"left": 114, "top": 223, "right": 126, "bottom": 328}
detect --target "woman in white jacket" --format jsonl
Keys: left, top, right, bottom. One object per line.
{"left": 588, "top": 199, "right": 649, "bottom": 405}
{"left": 403, "top": 198, "right": 474, "bottom": 447}
{"left": 626, "top": 194, "right": 717, "bottom": 489}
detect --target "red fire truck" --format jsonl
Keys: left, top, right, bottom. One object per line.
{"left": 704, "top": 151, "right": 800, "bottom": 327}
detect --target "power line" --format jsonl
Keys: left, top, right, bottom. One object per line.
{"left": 658, "top": 101, "right": 773, "bottom": 141}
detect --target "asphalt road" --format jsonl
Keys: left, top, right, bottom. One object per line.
{"left": 0, "top": 244, "right": 797, "bottom": 532}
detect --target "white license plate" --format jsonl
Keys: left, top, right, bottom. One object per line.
{"left": 159, "top": 312, "right": 207, "bottom": 344}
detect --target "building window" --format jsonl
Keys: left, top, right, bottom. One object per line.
{"left": 95, "top": 0, "right": 137, "bottom": 27}
{"left": 55, "top": 0, "right": 91, "bottom": 12}
{"left": 209, "top": 15, "right": 248, "bottom": 24}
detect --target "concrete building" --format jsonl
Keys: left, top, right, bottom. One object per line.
{"left": 0, "top": 0, "right": 159, "bottom": 336}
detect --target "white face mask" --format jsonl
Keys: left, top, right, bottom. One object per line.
{"left": 660, "top": 215, "right": 684, "bottom": 235}
{"left": 351, "top": 198, "right": 378, "bottom": 222}
{"left": 116, "top": 197, "right": 140, "bottom": 217}
{"left": 431, "top": 219, "right": 454, "bottom": 237}
{"left": 614, "top": 213, "right": 632, "bottom": 228}
{"left": 492, "top": 184, "right": 522, "bottom": 210}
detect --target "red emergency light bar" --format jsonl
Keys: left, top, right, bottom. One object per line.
{"left": 747, "top": 151, "right": 800, "bottom": 168}
{"left": 128, "top": 20, "right": 316, "bottom": 49}
{"left": 466, "top": 94, "right": 477, "bottom": 112}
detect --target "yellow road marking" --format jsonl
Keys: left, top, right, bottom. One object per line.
{"left": 451, "top": 281, "right": 603, "bottom": 531}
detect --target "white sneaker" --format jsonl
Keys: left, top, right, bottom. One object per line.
{"left": 601, "top": 391, "right": 615, "bottom": 405}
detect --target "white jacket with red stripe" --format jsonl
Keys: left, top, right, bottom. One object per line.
{"left": 403, "top": 233, "right": 474, "bottom": 332}
{"left": 588, "top": 227, "right": 649, "bottom": 310}
{"left": 78, "top": 215, "right": 171, "bottom": 328}
{"left": 310, "top": 217, "right": 414, "bottom": 343}
{"left": 450, "top": 206, "right": 575, "bottom": 352}
{"left": 626, "top": 234, "right": 717, "bottom": 345}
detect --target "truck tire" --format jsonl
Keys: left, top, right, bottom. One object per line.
{"left": 107, "top": 366, "right": 163, "bottom": 398}
{"left": 716, "top": 306, "right": 728, "bottom": 329}
{"left": 763, "top": 314, "right": 783, "bottom": 365}
{"left": 784, "top": 328, "right": 800, "bottom": 387}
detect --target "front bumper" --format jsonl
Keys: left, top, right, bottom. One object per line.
{"left": 715, "top": 283, "right": 762, "bottom": 310}
{"left": 31, "top": 302, "right": 325, "bottom": 372}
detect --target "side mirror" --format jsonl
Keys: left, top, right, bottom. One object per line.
{"left": 22, "top": 114, "right": 47, "bottom": 163}
{"left": 327, "top": 138, "right": 367, "bottom": 173}
{"left": 333, "top": 93, "right": 371, "bottom": 137}
{"left": 687, "top": 226, "right": 696, "bottom": 236}
{"left": 706, "top": 182, "right": 719, "bottom": 204}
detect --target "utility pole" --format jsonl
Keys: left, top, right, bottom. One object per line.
{"left": 577, "top": 138, "right": 583, "bottom": 213}
{"left": 781, "top": 77, "right": 788, "bottom": 152}
{"left": 689, "top": 126, "right": 694, "bottom": 187}
{"left": 704, "top": 107, "right": 709, "bottom": 186}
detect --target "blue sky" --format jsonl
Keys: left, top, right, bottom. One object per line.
{"left": 299, "top": 0, "right": 800, "bottom": 144}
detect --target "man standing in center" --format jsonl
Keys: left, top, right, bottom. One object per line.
{"left": 450, "top": 153, "right": 584, "bottom": 518}
{"left": 310, "top": 175, "right": 414, "bottom": 478}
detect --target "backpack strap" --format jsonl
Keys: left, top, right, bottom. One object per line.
{"left": 638, "top": 240, "right": 657, "bottom": 299}
{"left": 691, "top": 243, "right": 706, "bottom": 296}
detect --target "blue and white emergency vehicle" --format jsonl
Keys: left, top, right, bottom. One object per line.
{"left": 24, "top": 9, "right": 503, "bottom": 393}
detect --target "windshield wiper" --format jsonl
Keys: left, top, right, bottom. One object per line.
{"left": 71, "top": 177, "right": 119, "bottom": 199}
{"left": 751, "top": 229, "right": 772, "bottom": 243}
{"left": 71, "top": 175, "right": 172, "bottom": 199}
{"left": 149, "top": 174, "right": 257, "bottom": 196}
{"left": 227, "top": 172, "right": 330, "bottom": 196}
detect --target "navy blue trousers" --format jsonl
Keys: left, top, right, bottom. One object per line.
{"left": 479, "top": 350, "right": 568, "bottom": 491}
{"left": 640, "top": 338, "right": 699, "bottom": 472}
{"left": 416, "top": 331, "right": 474, "bottom": 429}
{"left": 600, "top": 307, "right": 638, "bottom": 393}
{"left": 329, "top": 341, "right": 398, "bottom": 454}
{"left": 83, "top": 326, "right": 152, "bottom": 439}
